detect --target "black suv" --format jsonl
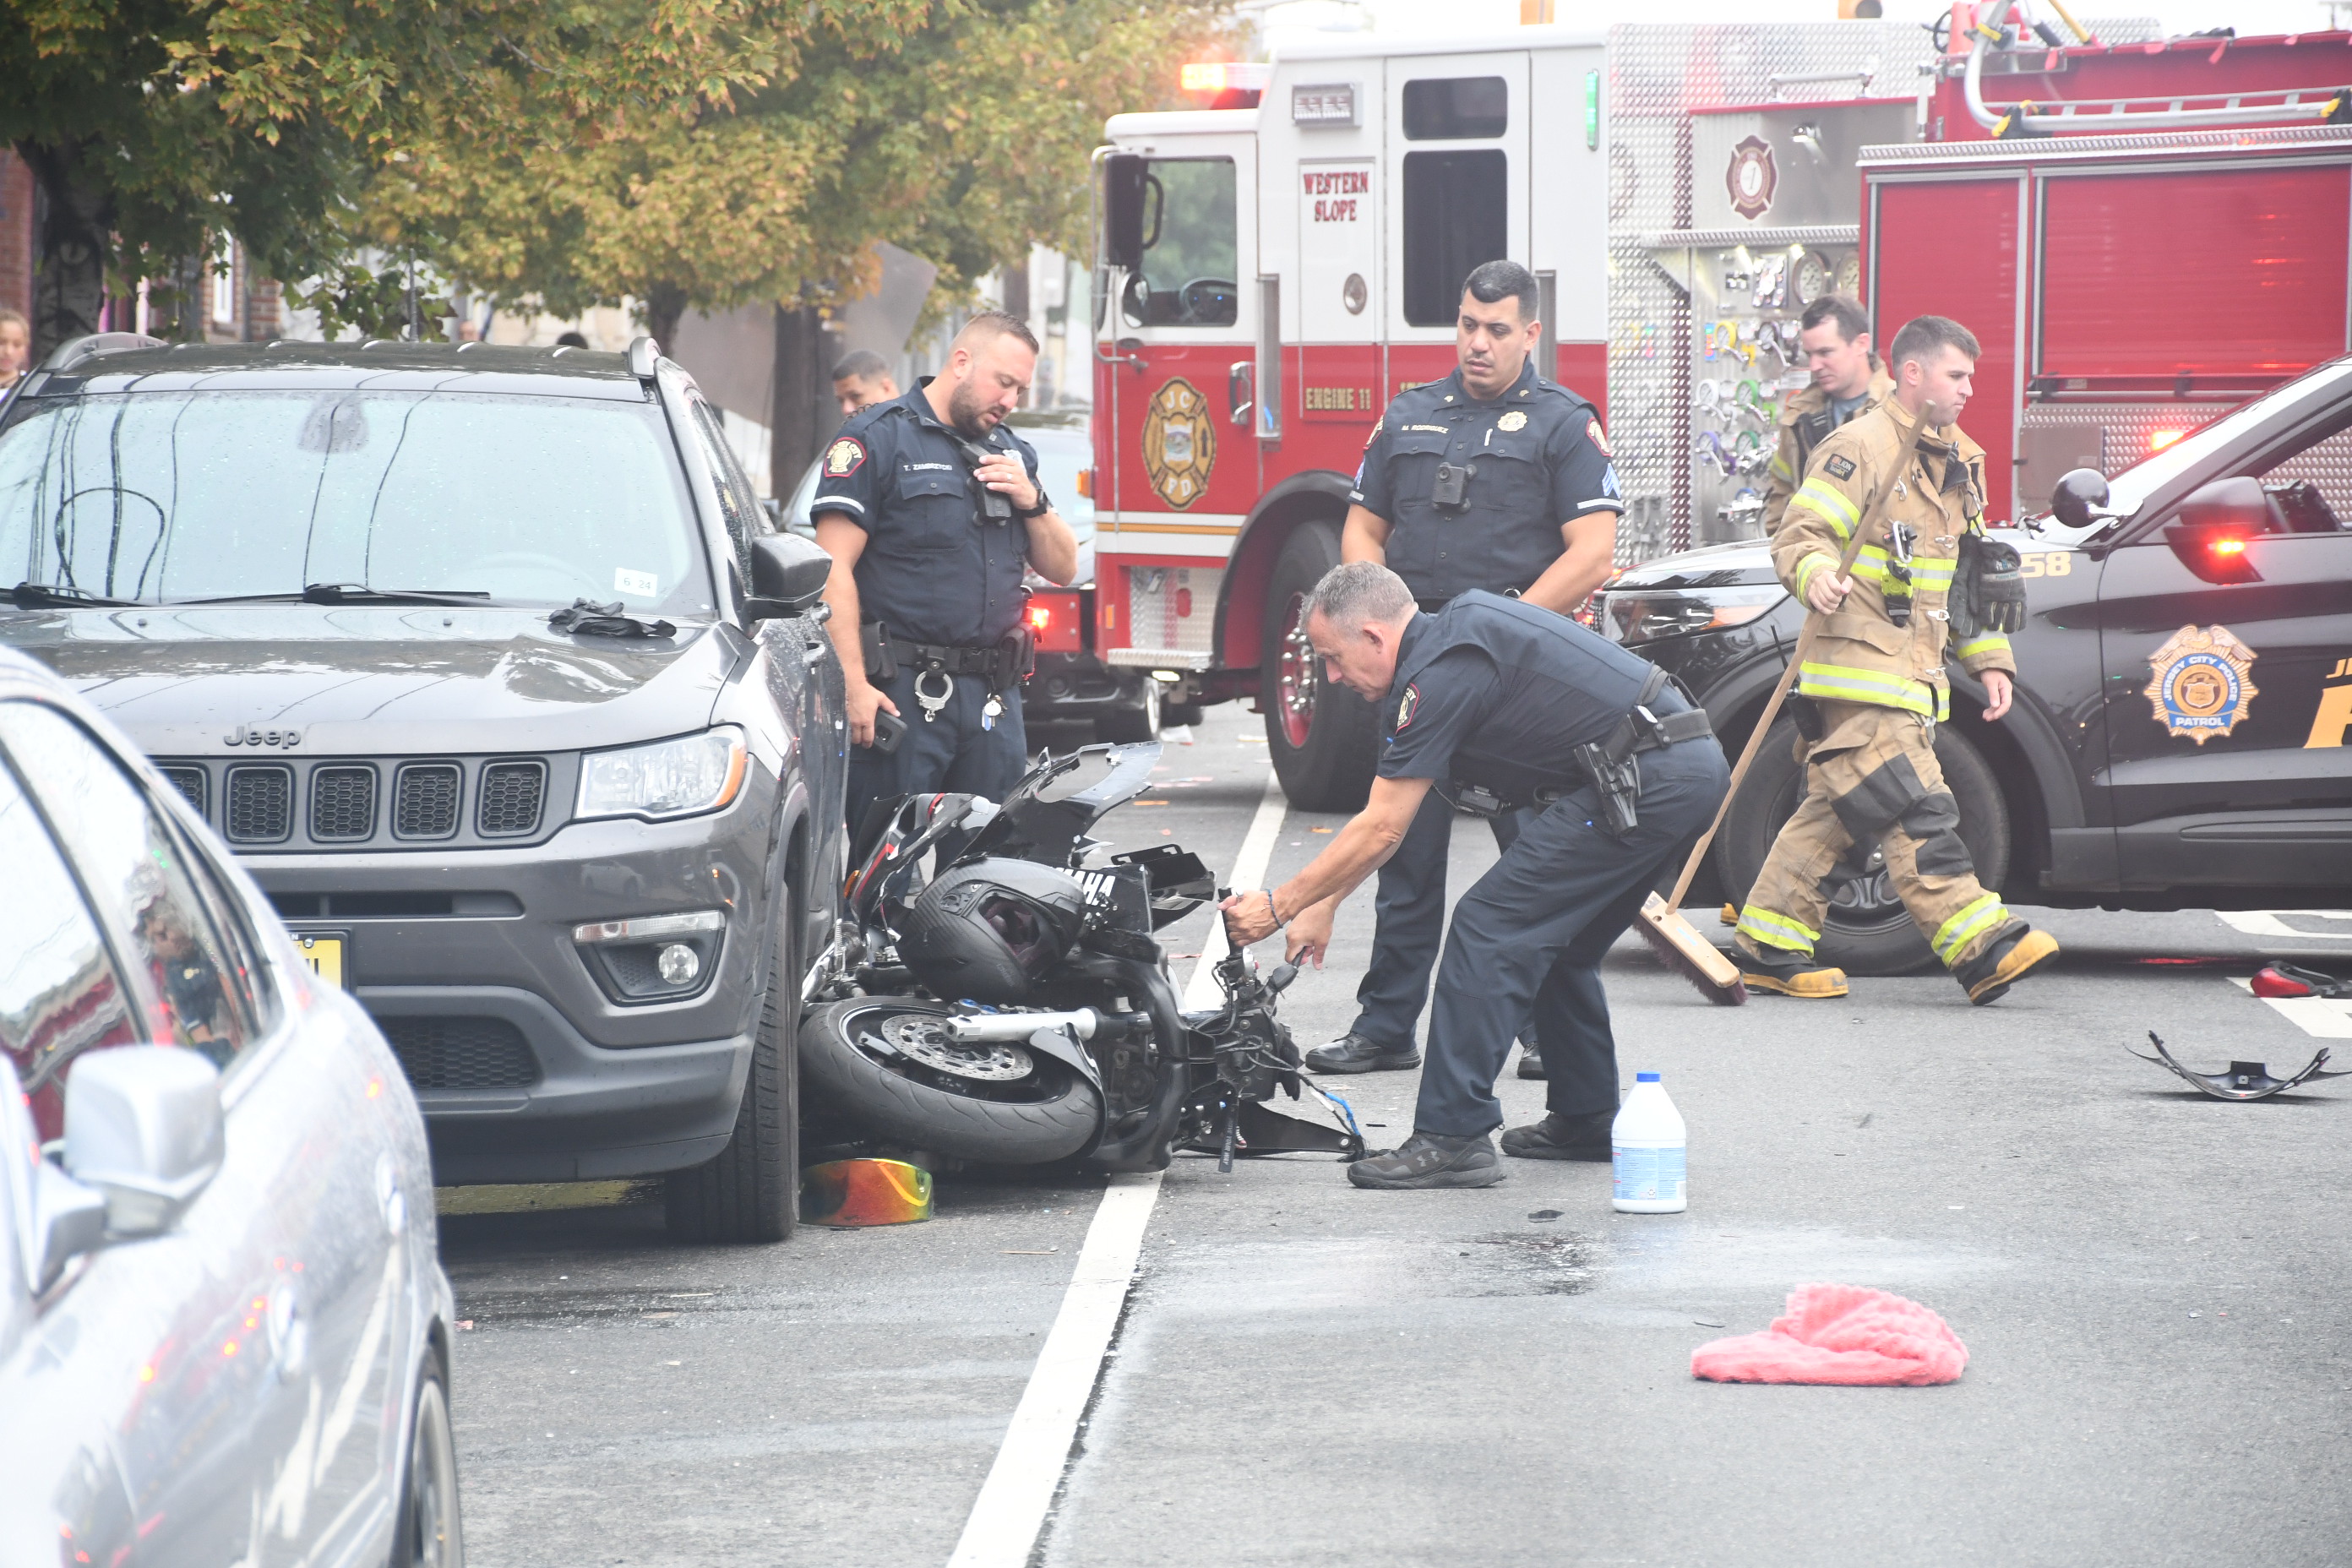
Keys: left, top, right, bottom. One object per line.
{"left": 0, "top": 334, "right": 846, "bottom": 1241}
{"left": 1601, "top": 359, "right": 2352, "bottom": 973}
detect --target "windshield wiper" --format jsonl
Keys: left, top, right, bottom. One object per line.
{"left": 11, "top": 582, "right": 140, "bottom": 609}
{"left": 166, "top": 584, "right": 493, "bottom": 607}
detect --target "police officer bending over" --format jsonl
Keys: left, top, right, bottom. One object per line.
{"left": 813, "top": 312, "right": 1080, "bottom": 830}
{"left": 1310, "top": 259, "right": 1623, "bottom": 1083}
{"left": 1222, "top": 564, "right": 1729, "bottom": 1190}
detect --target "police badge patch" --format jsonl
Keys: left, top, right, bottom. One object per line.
{"left": 1396, "top": 683, "right": 1419, "bottom": 731}
{"left": 1823, "top": 454, "right": 1856, "bottom": 481}
{"left": 824, "top": 437, "right": 865, "bottom": 477}
{"left": 1586, "top": 417, "right": 1611, "bottom": 456}
{"left": 1498, "top": 411, "right": 1528, "bottom": 433}
{"left": 2144, "top": 623, "right": 2258, "bottom": 745}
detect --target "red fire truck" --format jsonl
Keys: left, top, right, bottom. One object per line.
{"left": 1086, "top": 20, "right": 1941, "bottom": 808}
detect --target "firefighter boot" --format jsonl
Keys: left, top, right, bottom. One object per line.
{"left": 1500, "top": 1109, "right": 1613, "bottom": 1161}
{"left": 1346, "top": 1130, "right": 1505, "bottom": 1190}
{"left": 1953, "top": 924, "right": 2061, "bottom": 1005}
{"left": 1734, "top": 939, "right": 1851, "bottom": 998}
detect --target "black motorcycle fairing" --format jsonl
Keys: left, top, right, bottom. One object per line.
{"left": 956, "top": 742, "right": 1164, "bottom": 868}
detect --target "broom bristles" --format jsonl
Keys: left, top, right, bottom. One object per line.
{"left": 1635, "top": 893, "right": 1747, "bottom": 1006}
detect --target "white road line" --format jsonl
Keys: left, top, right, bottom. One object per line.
{"left": 2213, "top": 910, "right": 2352, "bottom": 940}
{"left": 2228, "top": 975, "right": 2352, "bottom": 1039}
{"left": 947, "top": 766, "right": 1288, "bottom": 1568}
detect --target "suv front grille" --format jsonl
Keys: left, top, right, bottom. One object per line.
{"left": 395, "top": 764, "right": 461, "bottom": 839}
{"left": 158, "top": 766, "right": 207, "bottom": 816}
{"left": 477, "top": 761, "right": 545, "bottom": 837}
{"left": 310, "top": 765, "right": 377, "bottom": 841}
{"left": 225, "top": 766, "right": 293, "bottom": 843}
{"left": 377, "top": 1015, "right": 539, "bottom": 1090}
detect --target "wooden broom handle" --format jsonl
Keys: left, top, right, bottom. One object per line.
{"left": 1663, "top": 411, "right": 1932, "bottom": 915}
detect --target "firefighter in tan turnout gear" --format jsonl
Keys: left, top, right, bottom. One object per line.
{"left": 1761, "top": 296, "right": 1896, "bottom": 536}
{"left": 1733, "top": 315, "right": 2061, "bottom": 1005}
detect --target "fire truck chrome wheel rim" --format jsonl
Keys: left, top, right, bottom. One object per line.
{"left": 1277, "top": 591, "right": 1317, "bottom": 749}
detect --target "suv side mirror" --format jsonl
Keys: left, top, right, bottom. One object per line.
{"left": 63, "top": 1047, "right": 225, "bottom": 1239}
{"left": 1104, "top": 155, "right": 1151, "bottom": 272}
{"left": 2163, "top": 476, "right": 2282, "bottom": 584}
{"left": 746, "top": 533, "right": 834, "bottom": 623}
{"left": 2049, "top": 467, "right": 2113, "bottom": 530}
{"left": 0, "top": 1056, "right": 108, "bottom": 1293}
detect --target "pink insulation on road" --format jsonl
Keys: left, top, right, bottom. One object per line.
{"left": 1690, "top": 1283, "right": 1968, "bottom": 1386}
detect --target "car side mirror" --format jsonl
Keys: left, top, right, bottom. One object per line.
{"left": 63, "top": 1046, "right": 225, "bottom": 1239}
{"left": 745, "top": 533, "right": 834, "bottom": 623}
{"left": 1104, "top": 155, "right": 1149, "bottom": 272}
{"left": 0, "top": 1056, "right": 109, "bottom": 1293}
{"left": 2049, "top": 467, "right": 2114, "bottom": 530}
{"left": 2162, "top": 476, "right": 2281, "bottom": 585}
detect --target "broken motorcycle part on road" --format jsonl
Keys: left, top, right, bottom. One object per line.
{"left": 2250, "top": 961, "right": 2352, "bottom": 1000}
{"left": 2128, "top": 1031, "right": 2352, "bottom": 1101}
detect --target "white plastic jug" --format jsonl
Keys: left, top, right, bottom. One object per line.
{"left": 1612, "top": 1071, "right": 1687, "bottom": 1213}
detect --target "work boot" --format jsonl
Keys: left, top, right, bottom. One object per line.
{"left": 1515, "top": 1042, "right": 1547, "bottom": 1080}
{"left": 1736, "top": 945, "right": 1850, "bottom": 998}
{"left": 1718, "top": 903, "right": 1739, "bottom": 928}
{"left": 1304, "top": 1032, "right": 1421, "bottom": 1075}
{"left": 1954, "top": 925, "right": 2061, "bottom": 1005}
{"left": 1500, "top": 1109, "right": 1613, "bottom": 1161}
{"left": 1346, "top": 1130, "right": 1505, "bottom": 1190}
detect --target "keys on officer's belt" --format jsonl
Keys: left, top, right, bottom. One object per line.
{"left": 982, "top": 693, "right": 1003, "bottom": 732}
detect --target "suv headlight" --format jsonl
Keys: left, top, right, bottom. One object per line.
{"left": 577, "top": 727, "right": 748, "bottom": 821}
{"left": 1600, "top": 585, "right": 1786, "bottom": 646}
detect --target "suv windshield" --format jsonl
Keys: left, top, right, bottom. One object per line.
{"left": 0, "top": 390, "right": 713, "bottom": 614}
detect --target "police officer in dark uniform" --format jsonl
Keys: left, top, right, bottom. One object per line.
{"left": 1222, "top": 564, "right": 1729, "bottom": 1189}
{"left": 812, "top": 312, "right": 1080, "bottom": 830}
{"left": 1311, "top": 259, "right": 1624, "bottom": 1081}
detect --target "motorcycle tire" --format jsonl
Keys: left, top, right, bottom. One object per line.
{"left": 799, "top": 997, "right": 1102, "bottom": 1164}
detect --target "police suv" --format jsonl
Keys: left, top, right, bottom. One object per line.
{"left": 1602, "top": 359, "right": 2352, "bottom": 972}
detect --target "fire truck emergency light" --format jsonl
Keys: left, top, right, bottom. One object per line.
{"left": 1181, "top": 62, "right": 1271, "bottom": 103}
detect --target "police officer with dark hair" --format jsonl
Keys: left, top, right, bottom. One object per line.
{"left": 1310, "top": 259, "right": 1623, "bottom": 1081}
{"left": 812, "top": 311, "right": 1081, "bottom": 831}
{"left": 1222, "top": 563, "right": 1729, "bottom": 1189}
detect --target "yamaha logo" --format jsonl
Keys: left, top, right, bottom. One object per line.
{"left": 223, "top": 724, "right": 302, "bottom": 749}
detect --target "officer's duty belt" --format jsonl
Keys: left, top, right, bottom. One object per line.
{"left": 896, "top": 638, "right": 1022, "bottom": 682}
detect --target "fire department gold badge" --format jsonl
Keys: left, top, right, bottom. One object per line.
{"left": 1141, "top": 378, "right": 1217, "bottom": 509}
{"left": 2144, "top": 623, "right": 2258, "bottom": 745}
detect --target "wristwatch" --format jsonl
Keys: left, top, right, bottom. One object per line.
{"left": 1014, "top": 487, "right": 1053, "bottom": 520}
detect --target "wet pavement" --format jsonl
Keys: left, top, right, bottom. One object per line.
{"left": 440, "top": 704, "right": 2352, "bottom": 1566}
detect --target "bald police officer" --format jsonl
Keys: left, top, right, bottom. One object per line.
{"left": 813, "top": 312, "right": 1080, "bottom": 831}
{"left": 1309, "top": 259, "right": 1623, "bottom": 1081}
{"left": 1222, "top": 564, "right": 1728, "bottom": 1189}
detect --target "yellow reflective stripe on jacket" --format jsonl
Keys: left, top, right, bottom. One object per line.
{"left": 1794, "top": 553, "right": 1836, "bottom": 598}
{"left": 1953, "top": 632, "right": 2011, "bottom": 662}
{"left": 1848, "top": 546, "right": 1956, "bottom": 586}
{"left": 1792, "top": 476, "right": 1861, "bottom": 541}
{"left": 1736, "top": 905, "right": 1819, "bottom": 955}
{"left": 1796, "top": 661, "right": 1951, "bottom": 720}
{"left": 1933, "top": 892, "right": 2008, "bottom": 965}
{"left": 1768, "top": 451, "right": 1795, "bottom": 482}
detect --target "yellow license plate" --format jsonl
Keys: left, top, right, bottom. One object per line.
{"left": 295, "top": 934, "right": 346, "bottom": 988}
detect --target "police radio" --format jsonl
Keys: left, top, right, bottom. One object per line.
{"left": 955, "top": 438, "right": 1016, "bottom": 524}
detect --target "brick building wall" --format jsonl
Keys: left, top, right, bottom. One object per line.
{"left": 0, "top": 152, "right": 35, "bottom": 327}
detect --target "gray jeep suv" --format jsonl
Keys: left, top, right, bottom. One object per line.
{"left": 0, "top": 334, "right": 846, "bottom": 1241}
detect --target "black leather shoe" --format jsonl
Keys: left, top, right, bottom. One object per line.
{"left": 1500, "top": 1110, "right": 1614, "bottom": 1162}
{"left": 1346, "top": 1130, "right": 1504, "bottom": 1190}
{"left": 1304, "top": 1032, "right": 1421, "bottom": 1074}
{"left": 1515, "top": 1043, "right": 1547, "bottom": 1080}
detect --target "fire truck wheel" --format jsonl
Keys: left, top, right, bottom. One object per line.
{"left": 1261, "top": 521, "right": 1378, "bottom": 812}
{"left": 1714, "top": 714, "right": 2012, "bottom": 977}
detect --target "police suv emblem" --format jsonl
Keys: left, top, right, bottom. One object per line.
{"left": 824, "top": 437, "right": 864, "bottom": 477}
{"left": 1141, "top": 378, "right": 1217, "bottom": 509}
{"left": 2144, "top": 623, "right": 2259, "bottom": 745}
{"left": 1497, "top": 411, "right": 1527, "bottom": 433}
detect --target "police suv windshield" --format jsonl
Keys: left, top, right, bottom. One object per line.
{"left": 2061, "top": 358, "right": 2352, "bottom": 531}
{"left": 0, "top": 390, "right": 713, "bottom": 614}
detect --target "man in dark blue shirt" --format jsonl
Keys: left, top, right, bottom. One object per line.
{"left": 1311, "top": 259, "right": 1623, "bottom": 1084}
{"left": 1223, "top": 564, "right": 1728, "bottom": 1190}
{"left": 812, "top": 312, "right": 1079, "bottom": 830}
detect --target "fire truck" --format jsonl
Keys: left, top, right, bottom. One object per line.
{"left": 1085, "top": 19, "right": 1963, "bottom": 808}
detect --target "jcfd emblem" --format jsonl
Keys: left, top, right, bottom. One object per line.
{"left": 1141, "top": 378, "right": 1217, "bottom": 509}
{"left": 2144, "top": 623, "right": 2258, "bottom": 745}
{"left": 1727, "top": 135, "right": 1778, "bottom": 221}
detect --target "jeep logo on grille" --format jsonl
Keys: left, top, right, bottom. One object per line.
{"left": 223, "top": 724, "right": 302, "bottom": 749}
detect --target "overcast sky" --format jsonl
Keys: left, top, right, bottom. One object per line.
{"left": 1260, "top": 0, "right": 2346, "bottom": 46}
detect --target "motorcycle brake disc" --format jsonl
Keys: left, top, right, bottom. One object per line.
{"left": 876, "top": 1013, "right": 1036, "bottom": 1082}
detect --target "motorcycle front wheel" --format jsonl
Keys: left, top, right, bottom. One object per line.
{"left": 799, "top": 998, "right": 1103, "bottom": 1164}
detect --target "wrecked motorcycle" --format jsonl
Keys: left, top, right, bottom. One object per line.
{"left": 800, "top": 743, "right": 1363, "bottom": 1172}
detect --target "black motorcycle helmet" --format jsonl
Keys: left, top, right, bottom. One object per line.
{"left": 899, "top": 858, "right": 1088, "bottom": 1003}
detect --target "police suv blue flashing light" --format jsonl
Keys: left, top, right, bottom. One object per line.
{"left": 576, "top": 726, "right": 749, "bottom": 820}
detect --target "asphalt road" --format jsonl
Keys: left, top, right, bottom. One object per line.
{"left": 438, "top": 703, "right": 2352, "bottom": 1567}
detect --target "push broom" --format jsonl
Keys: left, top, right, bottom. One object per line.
{"left": 1632, "top": 414, "right": 1928, "bottom": 1004}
